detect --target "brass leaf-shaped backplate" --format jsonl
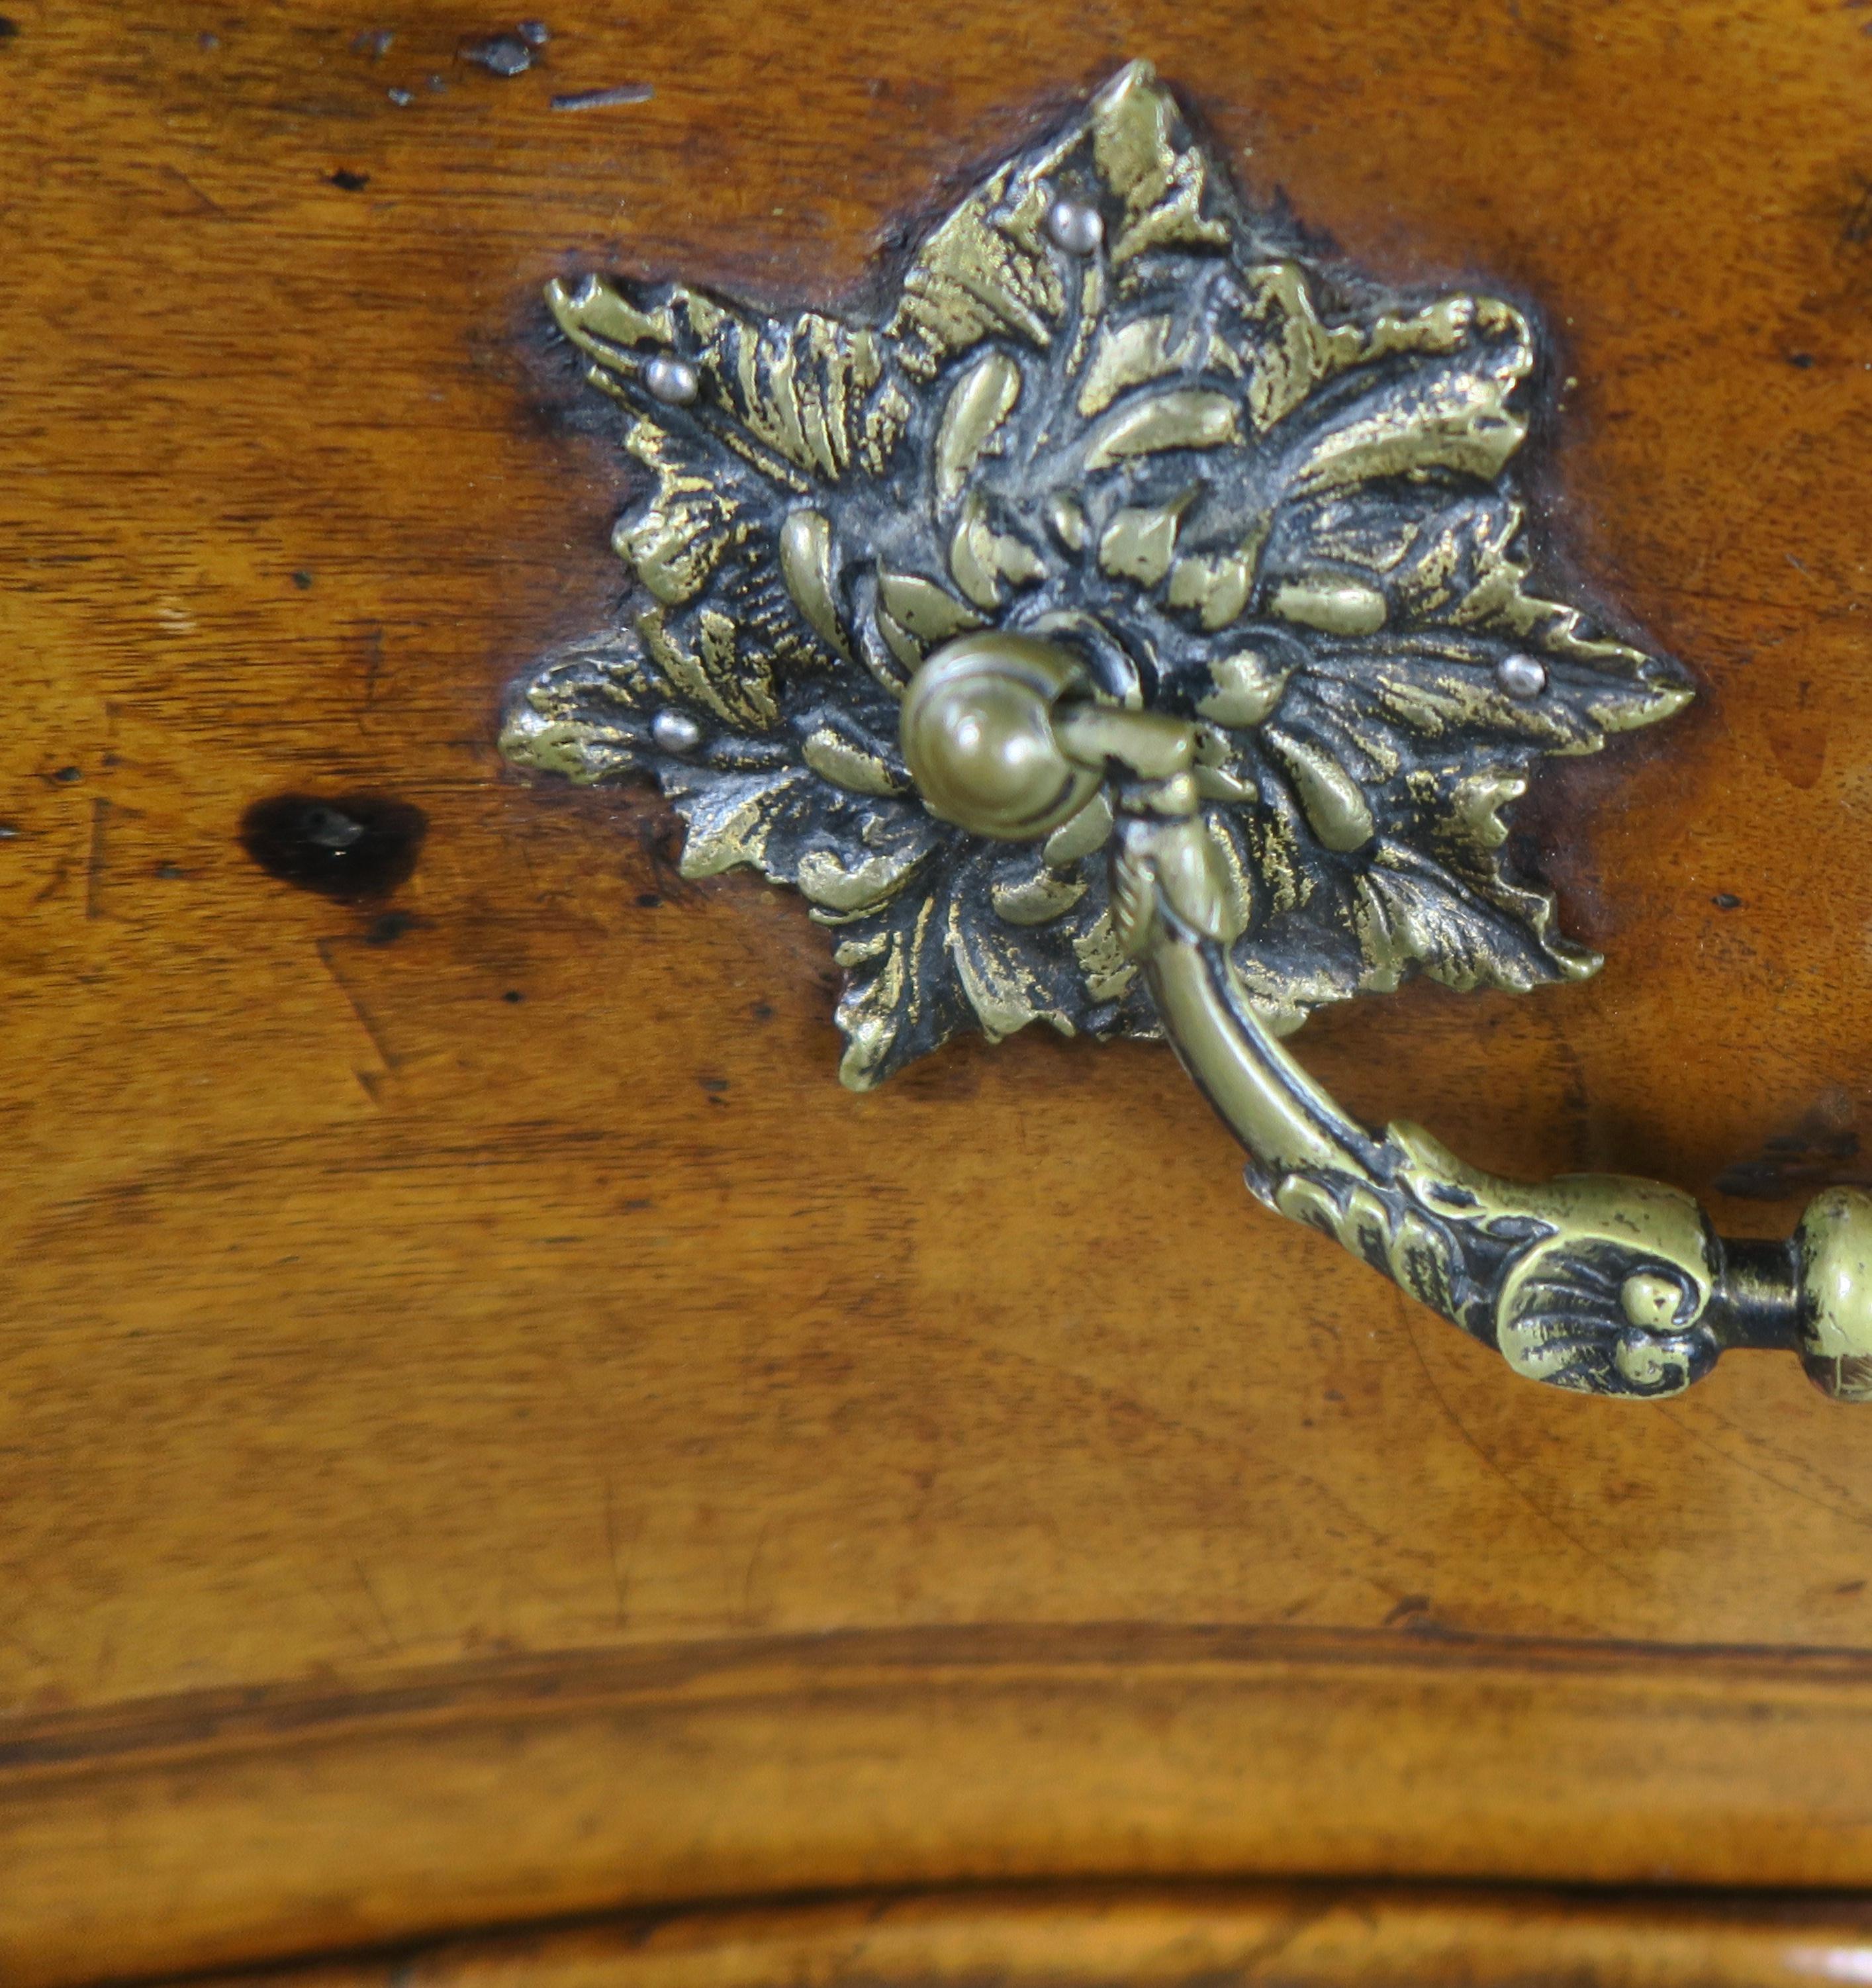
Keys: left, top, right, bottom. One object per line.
{"left": 501, "top": 61, "right": 1689, "bottom": 1089}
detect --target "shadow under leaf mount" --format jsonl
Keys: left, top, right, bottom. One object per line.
{"left": 502, "top": 62, "right": 1872, "bottom": 1403}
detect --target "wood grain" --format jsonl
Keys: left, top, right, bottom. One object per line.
{"left": 205, "top": 1883, "right": 1872, "bottom": 1988}
{"left": 13, "top": 1625, "right": 1872, "bottom": 1983}
{"left": 4, "top": 0, "right": 1872, "bottom": 1977}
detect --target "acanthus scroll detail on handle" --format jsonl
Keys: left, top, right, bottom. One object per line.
{"left": 898, "top": 632, "right": 1872, "bottom": 1402}
{"left": 498, "top": 60, "right": 1871, "bottom": 1401}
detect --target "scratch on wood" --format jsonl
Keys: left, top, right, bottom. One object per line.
{"left": 350, "top": 1556, "right": 402, "bottom": 1655}
{"left": 30, "top": 857, "right": 71, "bottom": 909}
{"left": 1844, "top": 171, "right": 1872, "bottom": 246}
{"left": 361, "top": 624, "right": 385, "bottom": 715}
{"left": 314, "top": 936, "right": 398, "bottom": 1073}
{"left": 1396, "top": 1288, "right": 1643, "bottom": 1590}
{"left": 549, "top": 83, "right": 653, "bottom": 110}
{"left": 161, "top": 162, "right": 229, "bottom": 219}
{"left": 739, "top": 1520, "right": 772, "bottom": 1629}
{"left": 602, "top": 1478, "right": 639, "bottom": 1629}
{"left": 85, "top": 796, "right": 109, "bottom": 920}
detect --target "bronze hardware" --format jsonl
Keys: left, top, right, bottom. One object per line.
{"left": 502, "top": 62, "right": 1872, "bottom": 1401}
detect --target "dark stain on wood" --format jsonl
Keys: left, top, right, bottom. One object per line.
{"left": 240, "top": 794, "right": 428, "bottom": 901}
{"left": 1716, "top": 1094, "right": 1870, "bottom": 1201}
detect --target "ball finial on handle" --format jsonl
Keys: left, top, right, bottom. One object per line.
{"left": 1797, "top": 1188, "right": 1872, "bottom": 1401}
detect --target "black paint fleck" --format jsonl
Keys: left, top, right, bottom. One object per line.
{"left": 292, "top": 569, "right": 314, "bottom": 589}
{"left": 1716, "top": 1105, "right": 1863, "bottom": 1202}
{"left": 1712, "top": 892, "right": 1742, "bottom": 910}
{"left": 52, "top": 765, "right": 82, "bottom": 784}
{"left": 635, "top": 890, "right": 661, "bottom": 908}
{"left": 156, "top": 863, "right": 184, "bottom": 878}
{"left": 0, "top": 17, "right": 19, "bottom": 40}
{"left": 502, "top": 988, "right": 525, "bottom": 1004}
{"left": 240, "top": 792, "right": 426, "bottom": 900}
{"left": 328, "top": 168, "right": 370, "bottom": 192}
{"left": 1787, "top": 352, "right": 1817, "bottom": 369}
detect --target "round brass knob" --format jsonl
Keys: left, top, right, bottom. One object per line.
{"left": 899, "top": 634, "right": 1100, "bottom": 841}
{"left": 1797, "top": 1188, "right": 1872, "bottom": 1401}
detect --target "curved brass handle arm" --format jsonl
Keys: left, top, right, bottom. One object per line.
{"left": 1139, "top": 833, "right": 1871, "bottom": 1402}
{"left": 904, "top": 634, "right": 1872, "bottom": 1404}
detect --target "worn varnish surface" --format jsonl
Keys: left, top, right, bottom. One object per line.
{"left": 5, "top": 0, "right": 1872, "bottom": 1979}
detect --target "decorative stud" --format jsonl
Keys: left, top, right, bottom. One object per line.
{"left": 1045, "top": 197, "right": 1104, "bottom": 256}
{"left": 1497, "top": 653, "right": 1548, "bottom": 700}
{"left": 651, "top": 709, "right": 702, "bottom": 754}
{"left": 643, "top": 355, "right": 700, "bottom": 406}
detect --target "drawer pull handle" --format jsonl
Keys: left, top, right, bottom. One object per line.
{"left": 900, "top": 633, "right": 1872, "bottom": 1403}
{"left": 502, "top": 62, "right": 1869, "bottom": 1401}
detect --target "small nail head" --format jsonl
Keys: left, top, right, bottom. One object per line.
{"left": 652, "top": 709, "right": 702, "bottom": 754}
{"left": 465, "top": 32, "right": 532, "bottom": 75}
{"left": 644, "top": 355, "right": 700, "bottom": 406}
{"left": 1046, "top": 197, "right": 1103, "bottom": 256}
{"left": 303, "top": 805, "right": 365, "bottom": 851}
{"left": 1496, "top": 653, "right": 1548, "bottom": 700}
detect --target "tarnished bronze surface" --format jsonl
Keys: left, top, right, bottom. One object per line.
{"left": 502, "top": 64, "right": 1686, "bottom": 1087}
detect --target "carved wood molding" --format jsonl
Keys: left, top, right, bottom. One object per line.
{"left": 201, "top": 1883, "right": 1872, "bottom": 1988}
{"left": 10, "top": 1623, "right": 1872, "bottom": 1986}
